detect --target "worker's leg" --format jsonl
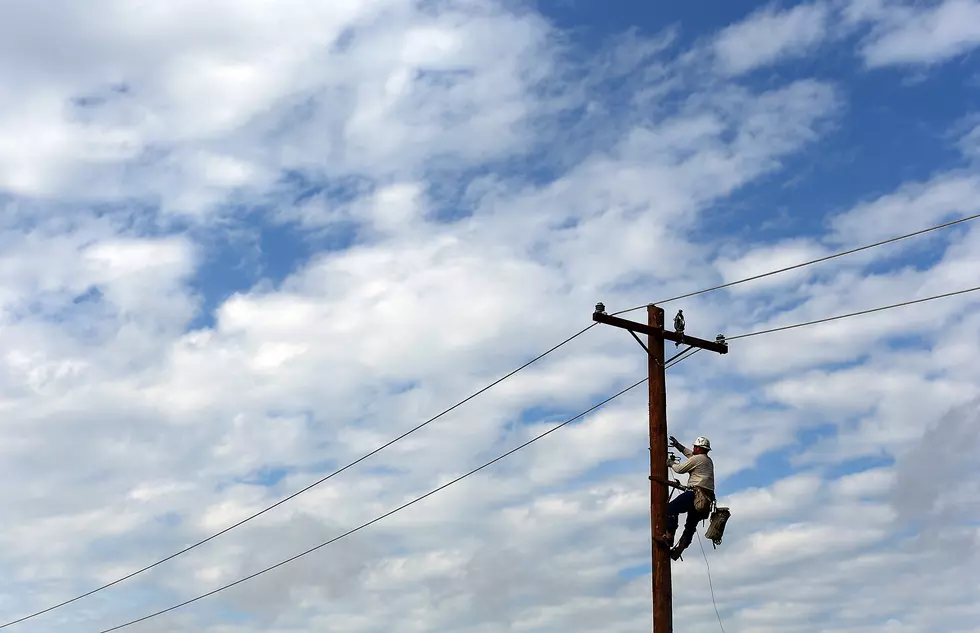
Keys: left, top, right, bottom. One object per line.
{"left": 665, "top": 491, "right": 694, "bottom": 546}
{"left": 671, "top": 507, "right": 704, "bottom": 561}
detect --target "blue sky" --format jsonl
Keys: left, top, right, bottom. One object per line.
{"left": 170, "top": 0, "right": 980, "bottom": 330}
{"left": 0, "top": 1, "right": 979, "bottom": 632}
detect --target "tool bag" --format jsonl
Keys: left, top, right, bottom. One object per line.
{"left": 704, "top": 506, "right": 731, "bottom": 548}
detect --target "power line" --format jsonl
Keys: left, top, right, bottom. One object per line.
{"left": 96, "top": 376, "right": 650, "bottom": 633}
{"left": 727, "top": 285, "right": 980, "bottom": 340}
{"left": 696, "top": 530, "right": 726, "bottom": 633}
{"left": 611, "top": 213, "right": 980, "bottom": 316}
{"left": 667, "top": 346, "right": 701, "bottom": 367}
{"left": 666, "top": 346, "right": 696, "bottom": 367}
{"left": 0, "top": 324, "right": 598, "bottom": 630}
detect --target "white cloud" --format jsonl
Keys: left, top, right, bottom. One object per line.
{"left": 714, "top": 238, "right": 830, "bottom": 292}
{"left": 852, "top": 0, "right": 980, "bottom": 67}
{"left": 955, "top": 116, "right": 980, "bottom": 160}
{"left": 713, "top": 2, "right": 830, "bottom": 75}
{"left": 0, "top": 0, "right": 553, "bottom": 217}
{"left": 829, "top": 172, "right": 980, "bottom": 245}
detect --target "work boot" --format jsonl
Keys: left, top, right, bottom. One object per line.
{"left": 670, "top": 531, "right": 693, "bottom": 561}
{"left": 664, "top": 529, "right": 676, "bottom": 548}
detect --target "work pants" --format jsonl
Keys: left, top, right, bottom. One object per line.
{"left": 667, "top": 489, "right": 713, "bottom": 537}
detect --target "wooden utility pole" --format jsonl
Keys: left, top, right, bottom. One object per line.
{"left": 592, "top": 302, "right": 728, "bottom": 633}
{"left": 648, "top": 305, "right": 671, "bottom": 632}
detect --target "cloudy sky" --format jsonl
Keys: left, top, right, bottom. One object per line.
{"left": 0, "top": 0, "right": 979, "bottom": 631}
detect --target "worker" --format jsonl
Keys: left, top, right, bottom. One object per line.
{"left": 665, "top": 435, "right": 715, "bottom": 560}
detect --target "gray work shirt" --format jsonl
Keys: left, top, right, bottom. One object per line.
{"left": 668, "top": 447, "right": 715, "bottom": 491}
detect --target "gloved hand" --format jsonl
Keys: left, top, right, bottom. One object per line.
{"left": 668, "top": 435, "right": 681, "bottom": 449}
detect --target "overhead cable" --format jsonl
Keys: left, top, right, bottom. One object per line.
{"left": 727, "top": 285, "right": 980, "bottom": 340}
{"left": 96, "top": 375, "right": 651, "bottom": 632}
{"left": 611, "top": 212, "right": 980, "bottom": 316}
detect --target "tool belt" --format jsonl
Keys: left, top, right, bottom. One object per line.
{"left": 693, "top": 486, "right": 715, "bottom": 515}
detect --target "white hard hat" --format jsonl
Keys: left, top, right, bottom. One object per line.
{"left": 694, "top": 436, "right": 711, "bottom": 450}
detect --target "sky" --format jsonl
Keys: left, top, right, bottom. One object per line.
{"left": 0, "top": 0, "right": 979, "bottom": 632}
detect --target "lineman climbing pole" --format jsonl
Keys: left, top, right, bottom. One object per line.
{"left": 592, "top": 303, "right": 728, "bottom": 633}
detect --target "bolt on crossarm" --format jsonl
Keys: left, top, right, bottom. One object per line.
{"left": 592, "top": 302, "right": 727, "bottom": 633}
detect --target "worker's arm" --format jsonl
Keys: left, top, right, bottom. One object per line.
{"left": 669, "top": 458, "right": 696, "bottom": 474}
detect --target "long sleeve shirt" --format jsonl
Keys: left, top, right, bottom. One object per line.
{"left": 667, "top": 446, "right": 715, "bottom": 491}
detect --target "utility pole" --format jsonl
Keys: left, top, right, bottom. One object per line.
{"left": 592, "top": 302, "right": 727, "bottom": 633}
